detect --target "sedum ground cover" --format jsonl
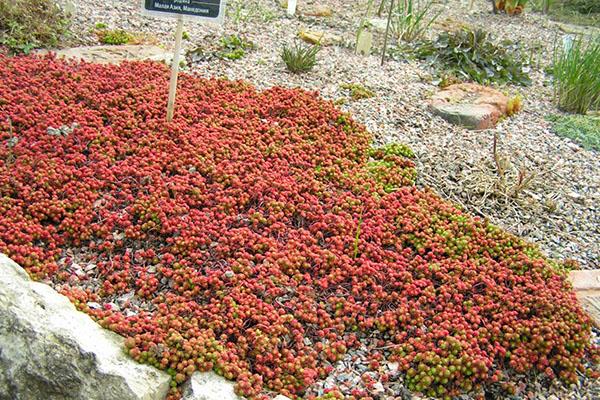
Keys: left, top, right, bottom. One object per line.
{"left": 0, "top": 54, "right": 598, "bottom": 399}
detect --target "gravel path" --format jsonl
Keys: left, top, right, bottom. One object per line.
{"left": 55, "top": 0, "right": 599, "bottom": 398}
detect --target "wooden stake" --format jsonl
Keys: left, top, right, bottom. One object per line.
{"left": 166, "top": 16, "right": 184, "bottom": 122}
{"left": 381, "top": 0, "right": 394, "bottom": 66}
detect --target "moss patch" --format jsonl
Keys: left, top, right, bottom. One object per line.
{"left": 341, "top": 83, "right": 375, "bottom": 100}
{"left": 547, "top": 114, "right": 600, "bottom": 151}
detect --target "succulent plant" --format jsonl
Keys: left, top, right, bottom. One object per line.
{"left": 0, "top": 54, "right": 597, "bottom": 399}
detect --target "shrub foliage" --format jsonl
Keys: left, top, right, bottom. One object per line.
{"left": 0, "top": 55, "right": 597, "bottom": 399}
{"left": 0, "top": 0, "right": 70, "bottom": 53}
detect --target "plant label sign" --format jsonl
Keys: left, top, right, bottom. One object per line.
{"left": 142, "top": 0, "right": 226, "bottom": 23}
{"left": 141, "top": 1, "right": 226, "bottom": 122}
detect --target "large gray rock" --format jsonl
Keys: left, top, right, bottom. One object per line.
{"left": 0, "top": 254, "right": 171, "bottom": 400}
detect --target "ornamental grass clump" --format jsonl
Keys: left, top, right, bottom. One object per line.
{"left": 391, "top": 0, "right": 441, "bottom": 42}
{"left": 0, "top": 54, "right": 598, "bottom": 399}
{"left": 281, "top": 41, "right": 320, "bottom": 73}
{"left": 552, "top": 35, "right": 600, "bottom": 114}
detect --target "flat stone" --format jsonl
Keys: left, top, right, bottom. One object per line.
{"left": 299, "top": 30, "right": 341, "bottom": 46}
{"left": 555, "top": 22, "right": 600, "bottom": 36}
{"left": 0, "top": 253, "right": 171, "bottom": 400}
{"left": 39, "top": 45, "right": 178, "bottom": 65}
{"left": 181, "top": 372, "right": 242, "bottom": 400}
{"left": 579, "top": 296, "right": 600, "bottom": 328}
{"left": 568, "top": 270, "right": 600, "bottom": 327}
{"left": 569, "top": 270, "right": 600, "bottom": 291}
{"left": 431, "top": 103, "right": 500, "bottom": 130}
{"left": 301, "top": 5, "right": 333, "bottom": 17}
{"left": 429, "top": 83, "right": 508, "bottom": 130}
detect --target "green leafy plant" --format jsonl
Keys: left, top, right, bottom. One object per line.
{"left": 547, "top": 114, "right": 600, "bottom": 151}
{"left": 186, "top": 35, "right": 254, "bottom": 63}
{"left": 217, "top": 34, "right": 254, "bottom": 60}
{"left": 97, "top": 29, "right": 132, "bottom": 45}
{"left": 0, "top": 0, "right": 70, "bottom": 53}
{"left": 281, "top": 41, "right": 320, "bottom": 73}
{"left": 551, "top": 35, "right": 600, "bottom": 114}
{"left": 404, "top": 28, "right": 532, "bottom": 86}
{"left": 538, "top": 0, "right": 555, "bottom": 14}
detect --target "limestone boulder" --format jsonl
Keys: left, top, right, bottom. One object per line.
{"left": 181, "top": 372, "right": 242, "bottom": 400}
{"left": 0, "top": 253, "right": 171, "bottom": 400}
{"left": 429, "top": 83, "right": 509, "bottom": 130}
{"left": 181, "top": 372, "right": 292, "bottom": 400}
{"left": 568, "top": 269, "right": 600, "bottom": 327}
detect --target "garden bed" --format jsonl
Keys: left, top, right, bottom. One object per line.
{"left": 52, "top": 0, "right": 600, "bottom": 270}
{"left": 0, "top": 54, "right": 598, "bottom": 399}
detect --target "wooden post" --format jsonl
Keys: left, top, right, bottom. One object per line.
{"left": 166, "top": 16, "right": 184, "bottom": 122}
{"left": 381, "top": 0, "right": 394, "bottom": 66}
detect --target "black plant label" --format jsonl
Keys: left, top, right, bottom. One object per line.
{"left": 143, "top": 0, "right": 224, "bottom": 20}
